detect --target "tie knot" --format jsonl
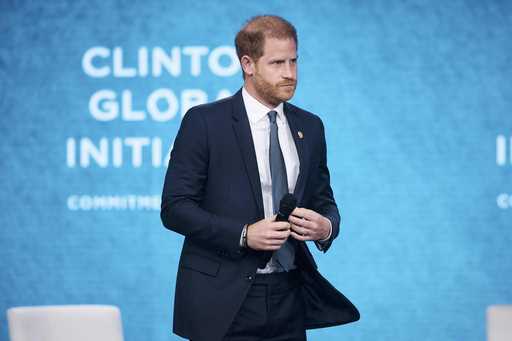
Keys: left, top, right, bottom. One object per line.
{"left": 268, "top": 110, "right": 278, "bottom": 123}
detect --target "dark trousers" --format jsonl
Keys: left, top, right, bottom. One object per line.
{"left": 223, "top": 269, "right": 307, "bottom": 341}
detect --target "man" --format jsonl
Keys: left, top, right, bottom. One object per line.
{"left": 161, "top": 15, "right": 359, "bottom": 341}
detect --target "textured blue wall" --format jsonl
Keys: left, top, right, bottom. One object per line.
{"left": 1, "top": 1, "right": 511, "bottom": 340}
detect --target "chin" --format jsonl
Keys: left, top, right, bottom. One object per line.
{"left": 279, "top": 91, "right": 295, "bottom": 102}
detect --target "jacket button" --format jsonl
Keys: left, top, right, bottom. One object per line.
{"left": 245, "top": 275, "right": 253, "bottom": 281}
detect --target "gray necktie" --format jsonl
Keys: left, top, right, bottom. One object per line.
{"left": 268, "top": 110, "right": 295, "bottom": 271}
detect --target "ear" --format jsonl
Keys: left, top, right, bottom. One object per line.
{"left": 240, "top": 55, "right": 255, "bottom": 77}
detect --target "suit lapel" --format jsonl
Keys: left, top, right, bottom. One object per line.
{"left": 230, "top": 91, "right": 309, "bottom": 216}
{"left": 284, "top": 103, "right": 309, "bottom": 206}
{"left": 231, "top": 90, "right": 265, "bottom": 217}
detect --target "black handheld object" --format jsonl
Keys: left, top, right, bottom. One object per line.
{"left": 275, "top": 193, "right": 297, "bottom": 222}
{"left": 259, "top": 193, "right": 297, "bottom": 266}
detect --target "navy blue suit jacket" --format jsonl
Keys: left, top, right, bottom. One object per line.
{"left": 161, "top": 89, "right": 359, "bottom": 341}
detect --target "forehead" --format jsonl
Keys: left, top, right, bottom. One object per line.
{"left": 261, "top": 37, "right": 297, "bottom": 58}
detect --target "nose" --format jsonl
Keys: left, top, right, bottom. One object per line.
{"left": 282, "top": 61, "right": 296, "bottom": 80}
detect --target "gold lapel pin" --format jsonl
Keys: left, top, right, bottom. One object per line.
{"left": 298, "top": 131, "right": 304, "bottom": 139}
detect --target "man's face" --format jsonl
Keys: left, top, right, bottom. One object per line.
{"left": 248, "top": 37, "right": 298, "bottom": 107}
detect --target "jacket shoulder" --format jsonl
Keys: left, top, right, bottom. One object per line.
{"left": 185, "top": 95, "right": 234, "bottom": 118}
{"left": 286, "top": 102, "right": 324, "bottom": 127}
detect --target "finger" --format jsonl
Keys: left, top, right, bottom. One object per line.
{"left": 289, "top": 215, "right": 314, "bottom": 229}
{"left": 266, "top": 240, "right": 285, "bottom": 247}
{"left": 270, "top": 221, "right": 291, "bottom": 231}
{"left": 301, "top": 209, "right": 318, "bottom": 221}
{"left": 274, "top": 229, "right": 291, "bottom": 238}
{"left": 288, "top": 215, "right": 304, "bottom": 224}
{"left": 265, "top": 239, "right": 288, "bottom": 248}
{"left": 291, "top": 224, "right": 320, "bottom": 239}
{"left": 290, "top": 231, "right": 310, "bottom": 241}
{"left": 267, "top": 230, "right": 290, "bottom": 240}
{"left": 267, "top": 235, "right": 288, "bottom": 243}
{"left": 290, "top": 207, "right": 304, "bottom": 218}
{"left": 290, "top": 224, "right": 308, "bottom": 236}
{"left": 291, "top": 207, "right": 311, "bottom": 219}
{"left": 291, "top": 219, "right": 316, "bottom": 234}
{"left": 264, "top": 245, "right": 281, "bottom": 251}
{"left": 252, "top": 241, "right": 279, "bottom": 251}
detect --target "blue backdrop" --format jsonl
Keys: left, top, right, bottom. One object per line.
{"left": 1, "top": 1, "right": 511, "bottom": 340}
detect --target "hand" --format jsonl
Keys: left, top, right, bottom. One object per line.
{"left": 288, "top": 208, "right": 331, "bottom": 242}
{"left": 246, "top": 216, "right": 291, "bottom": 251}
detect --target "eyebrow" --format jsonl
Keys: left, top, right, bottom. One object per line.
{"left": 268, "top": 56, "right": 298, "bottom": 63}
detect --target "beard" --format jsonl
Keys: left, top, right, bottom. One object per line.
{"left": 252, "top": 72, "right": 297, "bottom": 107}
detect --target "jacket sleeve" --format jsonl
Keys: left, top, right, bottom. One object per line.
{"left": 160, "top": 108, "right": 245, "bottom": 254}
{"left": 310, "top": 116, "right": 341, "bottom": 253}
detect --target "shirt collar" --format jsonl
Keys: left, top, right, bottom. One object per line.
{"left": 242, "top": 87, "right": 284, "bottom": 124}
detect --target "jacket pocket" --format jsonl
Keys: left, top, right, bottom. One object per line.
{"left": 180, "top": 252, "right": 220, "bottom": 277}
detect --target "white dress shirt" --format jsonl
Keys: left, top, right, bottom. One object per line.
{"left": 241, "top": 88, "right": 332, "bottom": 272}
{"left": 242, "top": 88, "right": 301, "bottom": 219}
{"left": 242, "top": 88, "right": 300, "bottom": 273}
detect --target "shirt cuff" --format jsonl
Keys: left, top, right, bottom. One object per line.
{"left": 314, "top": 218, "right": 332, "bottom": 252}
{"left": 318, "top": 218, "right": 332, "bottom": 242}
